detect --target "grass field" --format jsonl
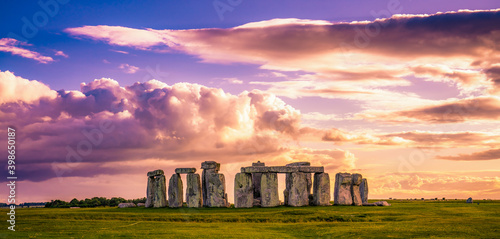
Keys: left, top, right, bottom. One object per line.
{"left": 1, "top": 200, "right": 499, "bottom": 238}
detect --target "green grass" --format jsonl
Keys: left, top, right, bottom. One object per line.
{"left": 1, "top": 200, "right": 499, "bottom": 238}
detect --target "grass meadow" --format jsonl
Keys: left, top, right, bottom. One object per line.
{"left": 1, "top": 200, "right": 498, "bottom": 238}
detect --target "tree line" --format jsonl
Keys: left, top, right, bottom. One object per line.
{"left": 44, "top": 197, "right": 146, "bottom": 208}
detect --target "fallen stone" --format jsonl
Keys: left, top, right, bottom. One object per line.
{"left": 234, "top": 173, "right": 253, "bottom": 208}
{"left": 360, "top": 178, "right": 368, "bottom": 204}
{"left": 287, "top": 172, "right": 309, "bottom": 207}
{"left": 168, "top": 174, "right": 183, "bottom": 208}
{"left": 261, "top": 173, "right": 279, "bottom": 207}
{"left": 374, "top": 201, "right": 391, "bottom": 206}
{"left": 241, "top": 166, "right": 324, "bottom": 173}
{"left": 137, "top": 203, "right": 145, "bottom": 207}
{"left": 153, "top": 175, "right": 167, "bottom": 208}
{"left": 118, "top": 203, "right": 136, "bottom": 208}
{"left": 147, "top": 169, "right": 164, "bottom": 177}
{"left": 175, "top": 168, "right": 196, "bottom": 174}
{"left": 186, "top": 173, "right": 202, "bottom": 208}
{"left": 351, "top": 173, "right": 363, "bottom": 206}
{"left": 313, "top": 173, "right": 331, "bottom": 206}
{"left": 362, "top": 203, "right": 376, "bottom": 206}
{"left": 334, "top": 173, "right": 353, "bottom": 205}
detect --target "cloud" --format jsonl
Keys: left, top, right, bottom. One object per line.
{"left": 0, "top": 70, "right": 57, "bottom": 104}
{"left": 363, "top": 96, "right": 500, "bottom": 123}
{"left": 0, "top": 71, "right": 325, "bottom": 182}
{"left": 55, "top": 50, "right": 69, "bottom": 58}
{"left": 118, "top": 63, "right": 139, "bottom": 74}
{"left": 0, "top": 38, "right": 54, "bottom": 63}
{"left": 437, "top": 148, "right": 500, "bottom": 161}
{"left": 65, "top": 9, "right": 500, "bottom": 96}
{"left": 220, "top": 77, "right": 243, "bottom": 84}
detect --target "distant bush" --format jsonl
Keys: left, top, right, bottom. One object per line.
{"left": 45, "top": 197, "right": 146, "bottom": 208}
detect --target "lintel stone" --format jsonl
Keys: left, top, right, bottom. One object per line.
{"left": 175, "top": 168, "right": 197, "bottom": 174}
{"left": 147, "top": 169, "right": 164, "bottom": 177}
{"left": 241, "top": 166, "right": 323, "bottom": 173}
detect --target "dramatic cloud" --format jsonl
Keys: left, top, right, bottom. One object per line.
{"left": 363, "top": 96, "right": 500, "bottom": 123}
{"left": 437, "top": 148, "right": 500, "bottom": 161}
{"left": 0, "top": 38, "right": 54, "bottom": 63}
{"left": 65, "top": 9, "right": 500, "bottom": 97}
{"left": 1, "top": 71, "right": 345, "bottom": 182}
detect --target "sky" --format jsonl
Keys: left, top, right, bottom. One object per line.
{"left": 1, "top": 0, "right": 499, "bottom": 203}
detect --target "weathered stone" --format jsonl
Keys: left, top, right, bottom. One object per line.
{"left": 168, "top": 174, "right": 183, "bottom": 208}
{"left": 147, "top": 169, "right": 164, "bottom": 177}
{"left": 241, "top": 166, "right": 324, "bottom": 173}
{"left": 234, "top": 173, "right": 253, "bottom": 208}
{"left": 153, "top": 175, "right": 167, "bottom": 207}
{"left": 287, "top": 172, "right": 309, "bottom": 207}
{"left": 351, "top": 173, "right": 363, "bottom": 206}
{"left": 137, "top": 203, "right": 145, "bottom": 207}
{"left": 374, "top": 201, "right": 391, "bottom": 206}
{"left": 260, "top": 173, "right": 279, "bottom": 207}
{"left": 206, "top": 173, "right": 228, "bottom": 207}
{"left": 186, "top": 173, "right": 202, "bottom": 208}
{"left": 360, "top": 178, "right": 368, "bottom": 204}
{"left": 145, "top": 176, "right": 154, "bottom": 208}
{"left": 306, "top": 173, "right": 312, "bottom": 194}
{"left": 175, "top": 168, "right": 196, "bottom": 174}
{"left": 466, "top": 197, "right": 473, "bottom": 203}
{"left": 313, "top": 173, "right": 331, "bottom": 206}
{"left": 118, "top": 203, "right": 136, "bottom": 208}
{"left": 201, "top": 161, "right": 220, "bottom": 171}
{"left": 334, "top": 173, "right": 353, "bottom": 205}
{"left": 252, "top": 161, "right": 265, "bottom": 166}
{"left": 286, "top": 162, "right": 311, "bottom": 166}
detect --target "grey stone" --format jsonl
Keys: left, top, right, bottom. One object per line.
{"left": 286, "top": 162, "right": 311, "bottom": 166}
{"left": 466, "top": 197, "right": 473, "bottom": 203}
{"left": 351, "top": 173, "right": 363, "bottom": 206}
{"left": 137, "top": 203, "right": 145, "bottom": 207}
{"left": 252, "top": 161, "right": 265, "bottom": 166}
{"left": 186, "top": 173, "right": 202, "bottom": 208}
{"left": 260, "top": 173, "right": 279, "bottom": 207}
{"left": 286, "top": 172, "right": 309, "bottom": 207}
{"left": 175, "top": 168, "right": 196, "bottom": 174}
{"left": 201, "top": 161, "right": 220, "bottom": 171}
{"left": 241, "top": 166, "right": 324, "bottom": 173}
{"left": 306, "top": 173, "right": 312, "bottom": 194}
{"left": 374, "top": 201, "right": 391, "bottom": 206}
{"left": 145, "top": 176, "right": 154, "bottom": 208}
{"left": 234, "top": 173, "right": 253, "bottom": 208}
{"left": 168, "top": 174, "right": 183, "bottom": 208}
{"left": 313, "top": 173, "right": 331, "bottom": 206}
{"left": 360, "top": 178, "right": 368, "bottom": 204}
{"left": 334, "top": 173, "right": 353, "bottom": 205}
{"left": 147, "top": 169, "right": 164, "bottom": 177}
{"left": 118, "top": 203, "right": 136, "bottom": 208}
{"left": 153, "top": 175, "right": 167, "bottom": 208}
{"left": 206, "top": 173, "right": 228, "bottom": 207}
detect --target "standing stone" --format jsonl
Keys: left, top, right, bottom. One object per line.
{"left": 234, "top": 173, "right": 253, "bottom": 208}
{"left": 287, "top": 172, "right": 309, "bottom": 207}
{"left": 201, "top": 161, "right": 220, "bottom": 207}
{"left": 252, "top": 161, "right": 265, "bottom": 206}
{"left": 261, "top": 173, "right": 279, "bottom": 207}
{"left": 466, "top": 197, "right": 473, "bottom": 203}
{"left": 334, "top": 173, "right": 353, "bottom": 205}
{"left": 186, "top": 173, "right": 202, "bottom": 208}
{"left": 313, "top": 173, "right": 331, "bottom": 206}
{"left": 351, "top": 174, "right": 363, "bottom": 206}
{"left": 153, "top": 174, "right": 167, "bottom": 208}
{"left": 206, "top": 173, "right": 228, "bottom": 207}
{"left": 168, "top": 174, "right": 183, "bottom": 208}
{"left": 360, "top": 178, "right": 368, "bottom": 204}
{"left": 145, "top": 176, "right": 154, "bottom": 208}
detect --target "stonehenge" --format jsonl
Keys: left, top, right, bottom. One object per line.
{"left": 146, "top": 161, "right": 371, "bottom": 209}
